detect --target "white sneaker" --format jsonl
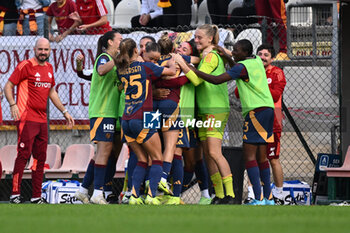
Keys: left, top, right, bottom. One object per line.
{"left": 74, "top": 190, "right": 90, "bottom": 204}
{"left": 121, "top": 194, "right": 131, "bottom": 204}
{"left": 90, "top": 193, "right": 108, "bottom": 204}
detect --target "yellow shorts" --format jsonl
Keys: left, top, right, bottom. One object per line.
{"left": 197, "top": 112, "right": 229, "bottom": 141}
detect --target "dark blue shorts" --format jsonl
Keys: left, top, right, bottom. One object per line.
{"left": 122, "top": 119, "right": 157, "bottom": 144}
{"left": 189, "top": 128, "right": 199, "bottom": 148}
{"left": 176, "top": 127, "right": 190, "bottom": 148}
{"left": 176, "top": 127, "right": 199, "bottom": 148}
{"left": 153, "top": 99, "right": 181, "bottom": 131}
{"left": 243, "top": 107, "right": 274, "bottom": 144}
{"left": 90, "top": 117, "right": 116, "bottom": 142}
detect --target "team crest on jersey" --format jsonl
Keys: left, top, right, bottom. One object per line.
{"left": 35, "top": 72, "right": 41, "bottom": 78}
{"left": 20, "top": 142, "right": 25, "bottom": 148}
{"left": 48, "top": 72, "right": 52, "bottom": 79}
{"left": 267, "top": 78, "right": 272, "bottom": 84}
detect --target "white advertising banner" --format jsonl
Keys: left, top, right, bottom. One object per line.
{"left": 0, "top": 30, "right": 233, "bottom": 124}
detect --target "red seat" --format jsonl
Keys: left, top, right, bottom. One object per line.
{"left": 114, "top": 143, "right": 129, "bottom": 178}
{"left": 45, "top": 144, "right": 94, "bottom": 179}
{"left": 326, "top": 146, "right": 350, "bottom": 177}
{"left": 23, "top": 144, "right": 62, "bottom": 179}
{"left": 326, "top": 146, "right": 350, "bottom": 200}
{"left": 0, "top": 145, "right": 17, "bottom": 178}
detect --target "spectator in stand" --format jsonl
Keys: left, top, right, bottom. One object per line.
{"left": 207, "top": 0, "right": 230, "bottom": 25}
{"left": 46, "top": 0, "right": 82, "bottom": 42}
{"left": 4, "top": 38, "right": 74, "bottom": 204}
{"left": 255, "top": 0, "right": 288, "bottom": 60}
{"left": 0, "top": 0, "right": 20, "bottom": 36}
{"left": 75, "top": 0, "right": 111, "bottom": 35}
{"left": 16, "top": 0, "right": 51, "bottom": 36}
{"left": 158, "top": 0, "right": 192, "bottom": 27}
{"left": 131, "top": 0, "right": 163, "bottom": 28}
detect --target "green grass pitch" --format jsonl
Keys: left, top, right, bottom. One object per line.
{"left": 0, "top": 205, "right": 349, "bottom": 233}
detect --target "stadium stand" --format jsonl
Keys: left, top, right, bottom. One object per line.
{"left": 235, "top": 28, "right": 262, "bottom": 54}
{"left": 22, "top": 144, "right": 62, "bottom": 179}
{"left": 0, "top": 145, "right": 17, "bottom": 179}
{"left": 113, "top": 0, "right": 141, "bottom": 28}
{"left": 326, "top": 146, "right": 350, "bottom": 200}
{"left": 45, "top": 144, "right": 94, "bottom": 179}
{"left": 104, "top": 0, "right": 115, "bottom": 25}
{"left": 114, "top": 143, "right": 128, "bottom": 178}
{"left": 228, "top": 0, "right": 243, "bottom": 15}
{"left": 197, "top": 0, "right": 211, "bottom": 25}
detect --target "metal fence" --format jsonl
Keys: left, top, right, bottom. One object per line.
{"left": 0, "top": 2, "right": 340, "bottom": 203}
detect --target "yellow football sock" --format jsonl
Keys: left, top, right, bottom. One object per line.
{"left": 122, "top": 171, "right": 128, "bottom": 192}
{"left": 222, "top": 175, "right": 235, "bottom": 198}
{"left": 210, "top": 172, "right": 224, "bottom": 198}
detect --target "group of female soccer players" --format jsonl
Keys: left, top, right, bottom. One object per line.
{"left": 74, "top": 23, "right": 272, "bottom": 205}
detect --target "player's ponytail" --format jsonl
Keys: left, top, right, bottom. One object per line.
{"left": 158, "top": 32, "right": 173, "bottom": 55}
{"left": 211, "top": 24, "right": 219, "bottom": 45}
{"left": 96, "top": 30, "right": 118, "bottom": 58}
{"left": 115, "top": 38, "right": 137, "bottom": 73}
{"left": 197, "top": 24, "right": 219, "bottom": 45}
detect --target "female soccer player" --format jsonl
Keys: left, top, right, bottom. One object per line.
{"left": 175, "top": 24, "right": 236, "bottom": 204}
{"left": 179, "top": 39, "right": 275, "bottom": 205}
{"left": 174, "top": 40, "right": 212, "bottom": 205}
{"left": 75, "top": 30, "right": 123, "bottom": 204}
{"left": 115, "top": 38, "right": 176, "bottom": 205}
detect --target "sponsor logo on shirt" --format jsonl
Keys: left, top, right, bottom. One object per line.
{"left": 35, "top": 72, "right": 41, "bottom": 77}
{"left": 34, "top": 82, "right": 52, "bottom": 88}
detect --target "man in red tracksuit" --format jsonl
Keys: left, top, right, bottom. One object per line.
{"left": 257, "top": 43, "right": 287, "bottom": 203}
{"left": 255, "top": 0, "right": 288, "bottom": 60}
{"left": 4, "top": 38, "right": 75, "bottom": 204}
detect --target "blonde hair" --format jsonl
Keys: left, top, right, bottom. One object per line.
{"left": 197, "top": 24, "right": 219, "bottom": 45}
{"left": 157, "top": 32, "right": 174, "bottom": 55}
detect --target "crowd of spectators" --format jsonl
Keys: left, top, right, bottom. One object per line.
{"left": 0, "top": 0, "right": 288, "bottom": 58}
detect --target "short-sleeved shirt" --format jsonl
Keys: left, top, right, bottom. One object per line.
{"left": 226, "top": 63, "right": 248, "bottom": 80}
{"left": 9, "top": 58, "right": 55, "bottom": 123}
{"left": 46, "top": 0, "right": 78, "bottom": 33}
{"left": 118, "top": 61, "right": 164, "bottom": 120}
{"left": 76, "top": 0, "right": 111, "bottom": 35}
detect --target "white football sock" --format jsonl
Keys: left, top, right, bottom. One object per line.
{"left": 79, "top": 186, "right": 88, "bottom": 195}
{"left": 201, "top": 189, "right": 211, "bottom": 198}
{"left": 247, "top": 185, "right": 255, "bottom": 199}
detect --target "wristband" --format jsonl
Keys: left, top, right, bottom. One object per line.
{"left": 10, "top": 103, "right": 16, "bottom": 107}
{"left": 62, "top": 109, "right": 68, "bottom": 114}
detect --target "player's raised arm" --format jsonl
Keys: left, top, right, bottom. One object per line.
{"left": 191, "top": 67, "right": 232, "bottom": 85}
